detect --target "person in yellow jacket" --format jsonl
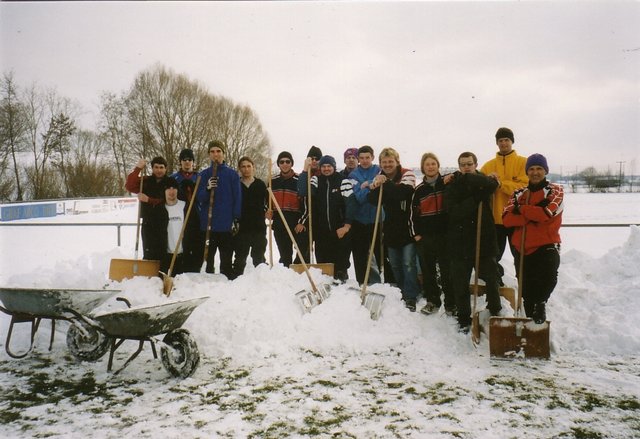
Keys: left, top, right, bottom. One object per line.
{"left": 480, "top": 127, "right": 528, "bottom": 285}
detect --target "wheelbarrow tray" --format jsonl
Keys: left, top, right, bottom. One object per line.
{"left": 91, "top": 296, "right": 208, "bottom": 338}
{"left": 0, "top": 287, "right": 118, "bottom": 319}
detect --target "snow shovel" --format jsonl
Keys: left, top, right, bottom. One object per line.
{"left": 200, "top": 162, "right": 218, "bottom": 273}
{"left": 470, "top": 202, "right": 483, "bottom": 345}
{"left": 110, "top": 166, "right": 160, "bottom": 281}
{"left": 162, "top": 176, "right": 201, "bottom": 296}
{"left": 360, "top": 183, "right": 385, "bottom": 320}
{"left": 469, "top": 284, "right": 516, "bottom": 310}
{"left": 268, "top": 188, "right": 330, "bottom": 313}
{"left": 290, "top": 168, "right": 335, "bottom": 277}
{"left": 489, "top": 215, "right": 550, "bottom": 359}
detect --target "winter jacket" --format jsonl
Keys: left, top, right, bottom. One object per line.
{"left": 444, "top": 171, "right": 499, "bottom": 259}
{"left": 170, "top": 170, "right": 198, "bottom": 202}
{"left": 239, "top": 178, "right": 268, "bottom": 232}
{"left": 271, "top": 171, "right": 307, "bottom": 229}
{"left": 410, "top": 174, "right": 448, "bottom": 236}
{"left": 349, "top": 164, "right": 382, "bottom": 225}
{"left": 503, "top": 179, "right": 563, "bottom": 255}
{"left": 196, "top": 162, "right": 242, "bottom": 232}
{"left": 480, "top": 150, "right": 528, "bottom": 225}
{"left": 368, "top": 166, "right": 416, "bottom": 248}
{"left": 308, "top": 172, "right": 355, "bottom": 233}
{"left": 125, "top": 167, "right": 171, "bottom": 225}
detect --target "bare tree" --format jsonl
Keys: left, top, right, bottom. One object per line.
{"left": 46, "top": 112, "right": 76, "bottom": 197}
{"left": 98, "top": 91, "right": 135, "bottom": 188}
{"left": 0, "top": 72, "right": 28, "bottom": 200}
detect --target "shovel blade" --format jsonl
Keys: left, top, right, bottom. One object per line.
{"left": 109, "top": 258, "right": 160, "bottom": 282}
{"left": 471, "top": 312, "right": 481, "bottom": 344}
{"left": 162, "top": 274, "right": 174, "bottom": 296}
{"left": 295, "top": 289, "right": 320, "bottom": 313}
{"left": 290, "top": 263, "right": 335, "bottom": 277}
{"left": 362, "top": 292, "right": 385, "bottom": 320}
{"left": 489, "top": 317, "right": 550, "bottom": 359}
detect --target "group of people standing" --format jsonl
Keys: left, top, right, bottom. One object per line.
{"left": 126, "top": 127, "right": 564, "bottom": 333}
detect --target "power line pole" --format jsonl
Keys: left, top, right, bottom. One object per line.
{"left": 616, "top": 161, "right": 625, "bottom": 192}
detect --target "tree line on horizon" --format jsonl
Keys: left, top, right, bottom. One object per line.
{"left": 0, "top": 64, "right": 272, "bottom": 202}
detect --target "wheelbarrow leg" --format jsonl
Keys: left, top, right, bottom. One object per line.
{"left": 4, "top": 315, "right": 39, "bottom": 359}
{"left": 113, "top": 340, "right": 145, "bottom": 375}
{"left": 48, "top": 319, "right": 56, "bottom": 352}
{"left": 107, "top": 338, "right": 126, "bottom": 373}
{"left": 149, "top": 340, "right": 158, "bottom": 359}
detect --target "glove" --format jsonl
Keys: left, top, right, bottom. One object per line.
{"left": 231, "top": 219, "right": 240, "bottom": 236}
{"left": 536, "top": 198, "right": 550, "bottom": 208}
{"left": 207, "top": 176, "right": 218, "bottom": 190}
{"left": 512, "top": 197, "right": 520, "bottom": 214}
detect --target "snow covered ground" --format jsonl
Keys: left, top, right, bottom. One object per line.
{"left": 1, "top": 192, "right": 639, "bottom": 438}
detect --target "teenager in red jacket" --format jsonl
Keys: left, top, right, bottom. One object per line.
{"left": 503, "top": 153, "right": 563, "bottom": 323}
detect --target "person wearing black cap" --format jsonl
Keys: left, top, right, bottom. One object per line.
{"left": 158, "top": 177, "right": 200, "bottom": 276}
{"left": 268, "top": 151, "right": 309, "bottom": 267}
{"left": 125, "top": 156, "right": 172, "bottom": 261}
{"left": 297, "top": 145, "right": 323, "bottom": 195}
{"left": 480, "top": 127, "right": 529, "bottom": 285}
{"left": 301, "top": 155, "right": 354, "bottom": 282}
{"left": 503, "top": 153, "right": 563, "bottom": 324}
{"left": 171, "top": 148, "right": 198, "bottom": 202}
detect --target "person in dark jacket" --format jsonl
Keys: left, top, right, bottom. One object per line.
{"left": 268, "top": 151, "right": 309, "bottom": 267}
{"left": 299, "top": 155, "right": 354, "bottom": 282}
{"left": 158, "top": 178, "right": 200, "bottom": 276}
{"left": 503, "top": 153, "right": 563, "bottom": 324}
{"left": 410, "top": 152, "right": 455, "bottom": 316}
{"left": 445, "top": 151, "right": 502, "bottom": 333}
{"left": 170, "top": 148, "right": 201, "bottom": 271}
{"left": 232, "top": 156, "right": 268, "bottom": 277}
{"left": 125, "top": 156, "right": 171, "bottom": 261}
{"left": 368, "top": 147, "right": 419, "bottom": 311}
{"left": 196, "top": 140, "right": 242, "bottom": 279}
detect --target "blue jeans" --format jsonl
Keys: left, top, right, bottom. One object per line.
{"left": 387, "top": 243, "right": 420, "bottom": 301}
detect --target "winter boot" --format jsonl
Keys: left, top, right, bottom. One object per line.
{"left": 532, "top": 302, "right": 546, "bottom": 324}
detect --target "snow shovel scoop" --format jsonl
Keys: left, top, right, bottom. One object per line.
{"left": 359, "top": 183, "right": 385, "bottom": 321}
{"left": 267, "top": 188, "right": 330, "bottom": 313}
{"left": 162, "top": 176, "right": 201, "bottom": 296}
{"left": 110, "top": 166, "right": 160, "bottom": 281}
{"left": 489, "top": 216, "right": 550, "bottom": 359}
{"left": 289, "top": 169, "right": 335, "bottom": 277}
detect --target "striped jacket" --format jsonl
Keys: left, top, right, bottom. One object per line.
{"left": 503, "top": 179, "right": 563, "bottom": 255}
{"left": 410, "top": 174, "right": 448, "bottom": 236}
{"left": 271, "top": 171, "right": 307, "bottom": 228}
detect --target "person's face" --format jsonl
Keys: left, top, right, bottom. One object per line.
{"left": 527, "top": 165, "right": 547, "bottom": 185}
{"left": 152, "top": 163, "right": 166, "bottom": 178}
{"left": 239, "top": 160, "right": 255, "bottom": 178}
{"left": 209, "top": 147, "right": 224, "bottom": 164}
{"left": 423, "top": 158, "right": 440, "bottom": 178}
{"left": 380, "top": 156, "right": 398, "bottom": 175}
{"left": 358, "top": 153, "right": 374, "bottom": 169}
{"left": 309, "top": 156, "right": 320, "bottom": 170}
{"left": 165, "top": 186, "right": 178, "bottom": 202}
{"left": 344, "top": 155, "right": 357, "bottom": 169}
{"left": 180, "top": 158, "right": 194, "bottom": 172}
{"left": 278, "top": 157, "right": 293, "bottom": 173}
{"left": 458, "top": 156, "right": 477, "bottom": 174}
{"left": 497, "top": 137, "right": 513, "bottom": 155}
{"left": 320, "top": 164, "right": 334, "bottom": 176}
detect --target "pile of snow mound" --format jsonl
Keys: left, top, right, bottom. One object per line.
{"left": 552, "top": 226, "right": 640, "bottom": 356}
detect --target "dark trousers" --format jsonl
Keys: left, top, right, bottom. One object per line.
{"left": 351, "top": 221, "right": 381, "bottom": 285}
{"left": 451, "top": 255, "right": 501, "bottom": 327}
{"left": 494, "top": 224, "right": 515, "bottom": 280}
{"left": 141, "top": 223, "right": 164, "bottom": 261}
{"left": 514, "top": 244, "right": 560, "bottom": 317}
{"left": 273, "top": 224, "right": 309, "bottom": 267}
{"left": 417, "top": 235, "right": 455, "bottom": 310}
{"left": 201, "top": 231, "right": 235, "bottom": 279}
{"left": 233, "top": 228, "right": 267, "bottom": 277}
{"left": 314, "top": 229, "right": 351, "bottom": 280}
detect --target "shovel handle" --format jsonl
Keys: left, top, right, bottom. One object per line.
{"left": 362, "top": 182, "right": 383, "bottom": 301}
{"left": 202, "top": 162, "right": 218, "bottom": 270}
{"left": 267, "top": 188, "right": 318, "bottom": 293}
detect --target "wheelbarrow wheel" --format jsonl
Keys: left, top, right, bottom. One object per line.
{"left": 160, "top": 329, "right": 200, "bottom": 378}
{"left": 66, "top": 322, "right": 109, "bottom": 362}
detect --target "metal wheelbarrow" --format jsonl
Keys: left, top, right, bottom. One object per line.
{"left": 66, "top": 296, "right": 209, "bottom": 378}
{"left": 0, "top": 287, "right": 118, "bottom": 359}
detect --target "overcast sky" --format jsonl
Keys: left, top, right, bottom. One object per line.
{"left": 1, "top": 1, "right": 638, "bottom": 175}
